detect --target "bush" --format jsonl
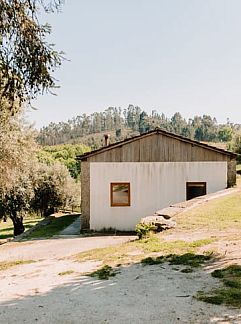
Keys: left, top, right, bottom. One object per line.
{"left": 135, "top": 223, "right": 156, "bottom": 239}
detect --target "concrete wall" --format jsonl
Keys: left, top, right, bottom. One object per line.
{"left": 80, "top": 161, "right": 90, "bottom": 229}
{"left": 89, "top": 162, "right": 227, "bottom": 231}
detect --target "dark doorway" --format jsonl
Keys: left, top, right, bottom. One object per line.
{"left": 186, "top": 182, "right": 207, "bottom": 200}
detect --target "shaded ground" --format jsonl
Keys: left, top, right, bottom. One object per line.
{"left": 0, "top": 260, "right": 240, "bottom": 324}
{"left": 0, "top": 187, "right": 241, "bottom": 323}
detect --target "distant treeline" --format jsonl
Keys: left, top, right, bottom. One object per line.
{"left": 37, "top": 105, "right": 241, "bottom": 148}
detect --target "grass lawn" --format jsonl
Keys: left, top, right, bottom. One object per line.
{"left": 27, "top": 214, "right": 79, "bottom": 238}
{"left": 175, "top": 191, "right": 241, "bottom": 232}
{"left": 0, "top": 216, "right": 43, "bottom": 240}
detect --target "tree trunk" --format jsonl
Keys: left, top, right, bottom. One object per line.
{"left": 11, "top": 213, "right": 25, "bottom": 236}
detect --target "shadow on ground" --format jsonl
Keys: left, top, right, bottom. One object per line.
{"left": 0, "top": 259, "right": 240, "bottom": 324}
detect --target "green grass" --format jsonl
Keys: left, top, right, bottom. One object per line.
{"left": 0, "top": 217, "right": 43, "bottom": 239}
{"left": 0, "top": 260, "right": 35, "bottom": 271}
{"left": 28, "top": 214, "right": 79, "bottom": 238}
{"left": 141, "top": 252, "right": 212, "bottom": 267}
{"left": 88, "top": 265, "right": 117, "bottom": 280}
{"left": 197, "top": 265, "right": 241, "bottom": 307}
{"left": 74, "top": 236, "right": 215, "bottom": 266}
{"left": 176, "top": 191, "right": 241, "bottom": 231}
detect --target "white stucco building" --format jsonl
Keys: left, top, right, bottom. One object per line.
{"left": 78, "top": 129, "right": 236, "bottom": 231}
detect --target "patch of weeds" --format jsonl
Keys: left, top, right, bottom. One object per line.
{"left": 135, "top": 223, "right": 156, "bottom": 239}
{"left": 166, "top": 253, "right": 212, "bottom": 267}
{"left": 141, "top": 253, "right": 212, "bottom": 268}
{"left": 141, "top": 256, "right": 165, "bottom": 265}
{"left": 58, "top": 270, "right": 74, "bottom": 276}
{"left": 197, "top": 264, "right": 241, "bottom": 307}
{"left": 88, "top": 265, "right": 117, "bottom": 280}
{"left": 0, "top": 260, "right": 35, "bottom": 271}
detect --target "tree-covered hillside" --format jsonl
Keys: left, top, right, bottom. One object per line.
{"left": 37, "top": 105, "right": 240, "bottom": 149}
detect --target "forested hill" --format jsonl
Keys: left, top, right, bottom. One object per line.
{"left": 37, "top": 105, "right": 240, "bottom": 149}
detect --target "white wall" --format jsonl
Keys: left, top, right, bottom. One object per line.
{"left": 90, "top": 162, "right": 227, "bottom": 231}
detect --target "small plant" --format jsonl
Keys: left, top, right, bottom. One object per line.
{"left": 135, "top": 223, "right": 156, "bottom": 239}
{"left": 88, "top": 265, "right": 117, "bottom": 280}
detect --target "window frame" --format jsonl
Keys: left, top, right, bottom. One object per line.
{"left": 110, "top": 182, "right": 131, "bottom": 207}
{"left": 186, "top": 181, "right": 207, "bottom": 200}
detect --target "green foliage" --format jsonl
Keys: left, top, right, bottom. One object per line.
{"left": 141, "top": 253, "right": 212, "bottom": 267}
{"left": 229, "top": 131, "right": 241, "bottom": 163}
{"left": 37, "top": 105, "right": 239, "bottom": 148}
{"left": 31, "top": 163, "right": 80, "bottom": 216}
{"left": 135, "top": 223, "right": 156, "bottom": 239}
{"left": 28, "top": 214, "right": 79, "bottom": 238}
{"left": 0, "top": 0, "right": 63, "bottom": 107}
{"left": 197, "top": 264, "right": 241, "bottom": 307}
{"left": 38, "top": 143, "right": 90, "bottom": 179}
{"left": 88, "top": 265, "right": 117, "bottom": 280}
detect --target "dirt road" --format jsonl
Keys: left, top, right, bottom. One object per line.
{"left": 0, "top": 235, "right": 240, "bottom": 324}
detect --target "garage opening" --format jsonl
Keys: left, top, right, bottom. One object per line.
{"left": 186, "top": 182, "right": 207, "bottom": 200}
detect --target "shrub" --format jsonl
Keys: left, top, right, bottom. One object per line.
{"left": 135, "top": 223, "right": 156, "bottom": 239}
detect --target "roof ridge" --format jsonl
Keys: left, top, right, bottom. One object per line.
{"left": 77, "top": 128, "right": 237, "bottom": 160}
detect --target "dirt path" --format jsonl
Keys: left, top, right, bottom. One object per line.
{"left": 0, "top": 236, "right": 241, "bottom": 323}
{"left": 0, "top": 236, "right": 134, "bottom": 262}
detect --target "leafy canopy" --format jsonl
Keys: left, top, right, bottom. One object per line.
{"left": 0, "top": 0, "right": 63, "bottom": 108}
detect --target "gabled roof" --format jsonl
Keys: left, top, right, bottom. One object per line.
{"left": 77, "top": 128, "right": 237, "bottom": 160}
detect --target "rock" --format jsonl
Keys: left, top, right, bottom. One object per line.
{"left": 155, "top": 206, "right": 183, "bottom": 219}
{"left": 140, "top": 215, "right": 176, "bottom": 231}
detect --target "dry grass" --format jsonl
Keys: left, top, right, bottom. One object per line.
{"left": 175, "top": 191, "right": 241, "bottom": 231}
{"left": 0, "top": 260, "right": 35, "bottom": 271}
{"left": 74, "top": 236, "right": 215, "bottom": 266}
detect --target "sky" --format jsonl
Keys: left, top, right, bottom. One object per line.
{"left": 27, "top": 0, "right": 241, "bottom": 128}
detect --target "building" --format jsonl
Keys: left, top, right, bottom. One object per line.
{"left": 78, "top": 129, "right": 236, "bottom": 231}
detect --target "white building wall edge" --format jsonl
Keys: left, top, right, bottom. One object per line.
{"left": 90, "top": 162, "right": 227, "bottom": 231}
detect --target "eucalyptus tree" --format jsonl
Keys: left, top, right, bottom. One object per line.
{"left": 0, "top": 0, "right": 63, "bottom": 110}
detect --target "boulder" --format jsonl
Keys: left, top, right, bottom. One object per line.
{"left": 140, "top": 215, "right": 176, "bottom": 231}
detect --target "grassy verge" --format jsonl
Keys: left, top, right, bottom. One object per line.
{"left": 197, "top": 264, "right": 241, "bottom": 307}
{"left": 74, "top": 236, "right": 215, "bottom": 266}
{"left": 176, "top": 191, "right": 241, "bottom": 231}
{"left": 0, "top": 217, "right": 43, "bottom": 240}
{"left": 28, "top": 214, "right": 79, "bottom": 238}
{"left": 0, "top": 260, "right": 35, "bottom": 271}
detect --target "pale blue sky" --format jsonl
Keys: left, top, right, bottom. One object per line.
{"left": 27, "top": 0, "right": 241, "bottom": 128}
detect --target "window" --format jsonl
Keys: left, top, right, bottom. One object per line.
{"left": 110, "top": 183, "right": 130, "bottom": 207}
{"left": 186, "top": 182, "right": 207, "bottom": 200}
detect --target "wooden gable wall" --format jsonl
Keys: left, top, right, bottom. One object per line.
{"left": 86, "top": 133, "right": 230, "bottom": 163}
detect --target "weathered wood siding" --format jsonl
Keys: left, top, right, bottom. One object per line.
{"left": 86, "top": 133, "right": 229, "bottom": 163}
